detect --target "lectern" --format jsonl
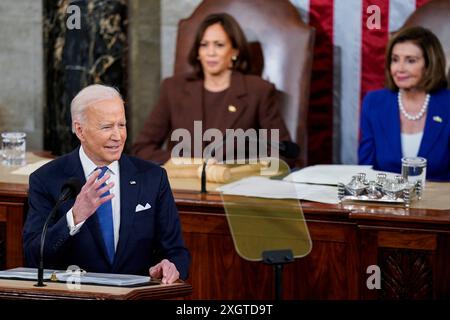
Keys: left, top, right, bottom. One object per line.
{"left": 0, "top": 278, "right": 191, "bottom": 300}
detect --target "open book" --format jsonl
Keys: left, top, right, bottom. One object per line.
{"left": 0, "top": 267, "right": 155, "bottom": 287}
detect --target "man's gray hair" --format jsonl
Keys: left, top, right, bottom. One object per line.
{"left": 70, "top": 84, "right": 123, "bottom": 133}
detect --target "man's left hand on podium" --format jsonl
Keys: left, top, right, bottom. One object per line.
{"left": 149, "top": 259, "right": 180, "bottom": 284}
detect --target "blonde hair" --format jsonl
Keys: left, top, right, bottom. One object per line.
{"left": 70, "top": 84, "right": 123, "bottom": 133}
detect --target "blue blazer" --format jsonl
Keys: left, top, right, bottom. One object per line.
{"left": 23, "top": 148, "right": 190, "bottom": 279}
{"left": 358, "top": 88, "right": 450, "bottom": 181}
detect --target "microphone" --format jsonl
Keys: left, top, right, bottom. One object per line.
{"left": 277, "top": 141, "right": 300, "bottom": 159}
{"left": 59, "top": 177, "right": 83, "bottom": 202}
{"left": 35, "top": 177, "right": 82, "bottom": 287}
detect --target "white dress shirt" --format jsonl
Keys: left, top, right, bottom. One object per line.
{"left": 66, "top": 146, "right": 121, "bottom": 250}
{"left": 401, "top": 131, "right": 423, "bottom": 158}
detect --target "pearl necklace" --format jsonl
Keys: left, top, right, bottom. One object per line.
{"left": 398, "top": 91, "right": 430, "bottom": 121}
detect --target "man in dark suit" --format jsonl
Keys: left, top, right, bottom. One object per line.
{"left": 23, "top": 84, "right": 190, "bottom": 283}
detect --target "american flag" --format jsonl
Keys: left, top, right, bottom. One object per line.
{"left": 290, "top": 0, "right": 431, "bottom": 165}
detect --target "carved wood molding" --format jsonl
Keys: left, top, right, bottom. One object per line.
{"left": 379, "top": 249, "right": 433, "bottom": 299}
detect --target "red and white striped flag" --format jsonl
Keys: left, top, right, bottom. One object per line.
{"left": 290, "top": 0, "right": 431, "bottom": 164}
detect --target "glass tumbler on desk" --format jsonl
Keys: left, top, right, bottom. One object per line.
{"left": 401, "top": 156, "right": 427, "bottom": 189}
{"left": 1, "top": 132, "right": 26, "bottom": 166}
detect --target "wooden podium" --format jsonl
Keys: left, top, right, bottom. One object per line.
{"left": 0, "top": 278, "right": 192, "bottom": 300}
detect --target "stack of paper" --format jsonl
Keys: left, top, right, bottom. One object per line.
{"left": 283, "top": 165, "right": 397, "bottom": 185}
{"left": 0, "top": 267, "right": 54, "bottom": 280}
{"left": 216, "top": 165, "right": 400, "bottom": 205}
{"left": 11, "top": 159, "right": 52, "bottom": 175}
{"left": 216, "top": 176, "right": 339, "bottom": 204}
{"left": 0, "top": 267, "right": 152, "bottom": 287}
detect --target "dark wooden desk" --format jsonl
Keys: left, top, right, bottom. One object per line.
{"left": 173, "top": 188, "right": 450, "bottom": 300}
{"left": 0, "top": 182, "right": 29, "bottom": 269}
{"left": 0, "top": 166, "right": 449, "bottom": 299}
{"left": 0, "top": 153, "right": 51, "bottom": 269}
{"left": 0, "top": 278, "right": 191, "bottom": 300}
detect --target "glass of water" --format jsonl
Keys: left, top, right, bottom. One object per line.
{"left": 1, "top": 132, "right": 26, "bottom": 166}
{"left": 401, "top": 156, "right": 427, "bottom": 188}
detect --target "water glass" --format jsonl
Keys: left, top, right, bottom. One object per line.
{"left": 401, "top": 156, "right": 427, "bottom": 188}
{"left": 1, "top": 132, "right": 26, "bottom": 166}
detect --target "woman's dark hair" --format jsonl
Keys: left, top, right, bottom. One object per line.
{"left": 188, "top": 13, "right": 251, "bottom": 76}
{"left": 385, "top": 26, "right": 448, "bottom": 92}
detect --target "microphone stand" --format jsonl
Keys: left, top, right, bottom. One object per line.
{"left": 34, "top": 177, "right": 81, "bottom": 287}
{"left": 200, "top": 161, "right": 207, "bottom": 194}
{"left": 35, "top": 199, "right": 65, "bottom": 287}
{"left": 200, "top": 137, "right": 222, "bottom": 194}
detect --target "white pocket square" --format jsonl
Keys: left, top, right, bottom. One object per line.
{"left": 135, "top": 203, "right": 151, "bottom": 212}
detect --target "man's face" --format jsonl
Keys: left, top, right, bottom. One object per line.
{"left": 75, "top": 97, "right": 127, "bottom": 166}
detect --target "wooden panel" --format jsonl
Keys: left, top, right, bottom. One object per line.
{"left": 308, "top": 220, "right": 354, "bottom": 242}
{"left": 0, "top": 206, "right": 6, "bottom": 222}
{"left": 181, "top": 212, "right": 358, "bottom": 299}
{"left": 0, "top": 223, "right": 5, "bottom": 270}
{"left": 379, "top": 248, "right": 433, "bottom": 299}
{"left": 285, "top": 242, "right": 352, "bottom": 299}
{"left": 183, "top": 227, "right": 274, "bottom": 299}
{"left": 378, "top": 231, "right": 437, "bottom": 250}
{"left": 435, "top": 235, "right": 450, "bottom": 299}
{"left": 5, "top": 205, "right": 25, "bottom": 269}
{"left": 180, "top": 211, "right": 230, "bottom": 235}
{"left": 359, "top": 230, "right": 379, "bottom": 300}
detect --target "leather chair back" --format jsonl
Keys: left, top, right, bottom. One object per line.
{"left": 402, "top": 0, "right": 450, "bottom": 83}
{"left": 174, "top": 0, "right": 315, "bottom": 166}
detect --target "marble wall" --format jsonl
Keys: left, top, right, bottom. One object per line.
{"left": 44, "top": 0, "right": 127, "bottom": 155}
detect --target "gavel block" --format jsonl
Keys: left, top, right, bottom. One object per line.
{"left": 197, "top": 163, "right": 268, "bottom": 183}
{"left": 163, "top": 157, "right": 202, "bottom": 179}
{"left": 164, "top": 157, "right": 277, "bottom": 183}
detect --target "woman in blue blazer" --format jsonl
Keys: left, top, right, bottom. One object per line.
{"left": 359, "top": 27, "right": 450, "bottom": 181}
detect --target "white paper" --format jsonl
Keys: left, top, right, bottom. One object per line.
{"left": 10, "top": 159, "right": 52, "bottom": 175}
{"left": 283, "top": 165, "right": 397, "bottom": 185}
{"left": 216, "top": 176, "right": 339, "bottom": 204}
{"left": 0, "top": 267, "right": 54, "bottom": 280}
{"left": 56, "top": 271, "right": 151, "bottom": 286}
{"left": 0, "top": 267, "right": 151, "bottom": 286}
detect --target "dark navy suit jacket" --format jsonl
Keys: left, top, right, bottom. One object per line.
{"left": 23, "top": 148, "right": 190, "bottom": 279}
{"left": 358, "top": 88, "right": 450, "bottom": 181}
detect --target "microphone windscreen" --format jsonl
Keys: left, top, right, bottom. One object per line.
{"left": 280, "top": 141, "right": 300, "bottom": 159}
{"left": 60, "top": 177, "right": 82, "bottom": 200}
